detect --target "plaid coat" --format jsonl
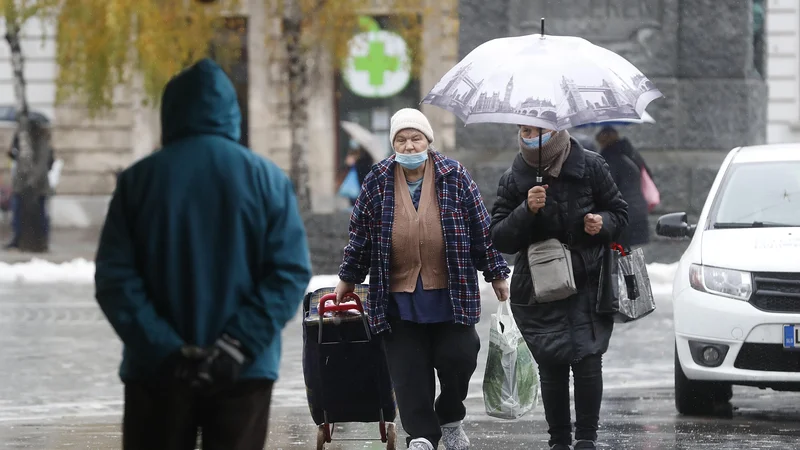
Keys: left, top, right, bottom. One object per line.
{"left": 338, "top": 151, "right": 510, "bottom": 334}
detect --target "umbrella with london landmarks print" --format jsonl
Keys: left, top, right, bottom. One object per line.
{"left": 421, "top": 19, "right": 662, "bottom": 180}
{"left": 422, "top": 20, "right": 662, "bottom": 131}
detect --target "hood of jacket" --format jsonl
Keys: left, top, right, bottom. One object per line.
{"left": 601, "top": 138, "right": 652, "bottom": 175}
{"left": 160, "top": 58, "right": 241, "bottom": 145}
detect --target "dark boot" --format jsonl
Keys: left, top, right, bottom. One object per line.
{"left": 574, "top": 440, "right": 597, "bottom": 449}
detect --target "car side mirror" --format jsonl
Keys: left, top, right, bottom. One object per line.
{"left": 656, "top": 212, "right": 696, "bottom": 238}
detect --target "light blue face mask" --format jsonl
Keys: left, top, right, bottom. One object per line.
{"left": 521, "top": 131, "right": 552, "bottom": 148}
{"left": 395, "top": 151, "right": 429, "bottom": 170}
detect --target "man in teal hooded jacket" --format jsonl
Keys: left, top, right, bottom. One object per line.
{"left": 95, "top": 58, "right": 312, "bottom": 450}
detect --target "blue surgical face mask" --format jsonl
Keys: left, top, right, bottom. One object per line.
{"left": 521, "top": 131, "right": 552, "bottom": 148}
{"left": 395, "top": 150, "right": 428, "bottom": 169}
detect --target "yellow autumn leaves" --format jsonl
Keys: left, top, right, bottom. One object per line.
{"left": 2, "top": 0, "right": 429, "bottom": 115}
{"left": 55, "top": 0, "right": 230, "bottom": 113}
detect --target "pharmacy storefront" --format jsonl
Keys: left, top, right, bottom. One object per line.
{"left": 335, "top": 16, "right": 420, "bottom": 178}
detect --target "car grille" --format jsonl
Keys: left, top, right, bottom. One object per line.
{"left": 749, "top": 272, "right": 800, "bottom": 313}
{"left": 734, "top": 343, "right": 800, "bottom": 372}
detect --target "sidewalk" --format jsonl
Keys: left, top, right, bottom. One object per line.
{"left": 0, "top": 226, "right": 100, "bottom": 264}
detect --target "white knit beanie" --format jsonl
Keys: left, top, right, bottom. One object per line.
{"left": 389, "top": 108, "right": 435, "bottom": 145}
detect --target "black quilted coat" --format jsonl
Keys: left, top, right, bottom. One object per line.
{"left": 489, "top": 139, "right": 628, "bottom": 365}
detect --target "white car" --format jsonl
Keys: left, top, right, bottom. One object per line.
{"left": 656, "top": 143, "right": 800, "bottom": 415}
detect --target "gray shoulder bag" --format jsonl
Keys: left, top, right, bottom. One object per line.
{"left": 527, "top": 238, "right": 577, "bottom": 303}
{"left": 526, "top": 187, "right": 577, "bottom": 304}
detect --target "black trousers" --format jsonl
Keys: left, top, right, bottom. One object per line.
{"left": 382, "top": 319, "right": 480, "bottom": 448}
{"left": 538, "top": 354, "right": 603, "bottom": 446}
{"left": 123, "top": 379, "right": 274, "bottom": 450}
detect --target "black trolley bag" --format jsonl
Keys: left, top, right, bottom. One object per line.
{"left": 302, "top": 285, "right": 397, "bottom": 449}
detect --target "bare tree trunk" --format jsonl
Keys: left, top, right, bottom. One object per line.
{"left": 6, "top": 21, "right": 48, "bottom": 252}
{"left": 283, "top": 0, "right": 312, "bottom": 212}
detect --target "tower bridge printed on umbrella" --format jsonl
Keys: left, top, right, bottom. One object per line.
{"left": 422, "top": 32, "right": 662, "bottom": 130}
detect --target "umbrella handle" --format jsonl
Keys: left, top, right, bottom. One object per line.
{"left": 537, "top": 127, "right": 543, "bottom": 184}
{"left": 541, "top": 17, "right": 545, "bottom": 37}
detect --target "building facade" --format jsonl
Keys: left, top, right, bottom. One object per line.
{"left": 0, "top": 0, "right": 459, "bottom": 226}
{"left": 765, "top": 0, "right": 800, "bottom": 143}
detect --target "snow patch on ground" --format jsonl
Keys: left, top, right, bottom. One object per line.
{"left": 0, "top": 258, "right": 97, "bottom": 284}
{"left": 0, "top": 259, "right": 679, "bottom": 297}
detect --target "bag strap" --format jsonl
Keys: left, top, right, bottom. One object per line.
{"left": 496, "top": 302, "right": 514, "bottom": 333}
{"left": 497, "top": 301, "right": 512, "bottom": 320}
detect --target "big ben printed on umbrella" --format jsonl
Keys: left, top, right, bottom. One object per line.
{"left": 422, "top": 30, "right": 662, "bottom": 130}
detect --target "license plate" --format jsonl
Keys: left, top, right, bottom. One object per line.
{"left": 784, "top": 324, "right": 800, "bottom": 349}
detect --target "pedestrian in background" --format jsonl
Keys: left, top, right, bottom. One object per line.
{"left": 4, "top": 123, "right": 55, "bottom": 250}
{"left": 335, "top": 108, "right": 510, "bottom": 450}
{"left": 595, "top": 126, "right": 652, "bottom": 248}
{"left": 95, "top": 58, "right": 312, "bottom": 450}
{"left": 340, "top": 142, "right": 375, "bottom": 206}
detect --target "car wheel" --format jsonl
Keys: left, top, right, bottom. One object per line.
{"left": 674, "top": 344, "right": 733, "bottom": 416}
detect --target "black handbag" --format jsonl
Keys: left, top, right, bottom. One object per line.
{"left": 596, "top": 243, "right": 622, "bottom": 316}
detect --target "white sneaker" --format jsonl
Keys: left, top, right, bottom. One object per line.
{"left": 409, "top": 438, "right": 435, "bottom": 450}
{"left": 441, "top": 421, "right": 470, "bottom": 450}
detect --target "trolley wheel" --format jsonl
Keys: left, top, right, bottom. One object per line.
{"left": 379, "top": 420, "right": 387, "bottom": 442}
{"left": 385, "top": 422, "right": 397, "bottom": 450}
{"left": 316, "top": 425, "right": 326, "bottom": 450}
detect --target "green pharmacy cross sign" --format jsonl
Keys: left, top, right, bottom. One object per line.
{"left": 354, "top": 40, "right": 400, "bottom": 86}
{"left": 343, "top": 16, "right": 411, "bottom": 98}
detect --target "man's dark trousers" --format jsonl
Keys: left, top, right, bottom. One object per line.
{"left": 123, "top": 379, "right": 274, "bottom": 450}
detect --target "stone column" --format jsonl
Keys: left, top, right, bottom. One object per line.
{"left": 246, "top": 0, "right": 275, "bottom": 162}
{"left": 420, "top": 0, "right": 460, "bottom": 153}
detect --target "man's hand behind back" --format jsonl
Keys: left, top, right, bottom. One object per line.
{"left": 162, "top": 335, "right": 251, "bottom": 390}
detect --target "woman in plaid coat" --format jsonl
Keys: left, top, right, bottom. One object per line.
{"left": 335, "top": 108, "right": 510, "bottom": 450}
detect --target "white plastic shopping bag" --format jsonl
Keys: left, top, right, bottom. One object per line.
{"left": 482, "top": 302, "right": 539, "bottom": 419}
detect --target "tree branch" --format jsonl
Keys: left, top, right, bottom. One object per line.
{"left": 310, "top": 0, "right": 328, "bottom": 17}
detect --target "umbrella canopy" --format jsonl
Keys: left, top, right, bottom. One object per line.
{"left": 340, "top": 121, "right": 385, "bottom": 161}
{"left": 574, "top": 110, "right": 656, "bottom": 130}
{"left": 595, "top": 109, "right": 655, "bottom": 125}
{"left": 0, "top": 105, "right": 50, "bottom": 127}
{"left": 421, "top": 33, "right": 662, "bottom": 130}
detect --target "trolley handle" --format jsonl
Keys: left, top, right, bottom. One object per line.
{"left": 318, "top": 292, "right": 364, "bottom": 316}
{"left": 316, "top": 292, "right": 372, "bottom": 345}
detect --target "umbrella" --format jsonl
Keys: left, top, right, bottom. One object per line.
{"left": 0, "top": 105, "right": 50, "bottom": 127}
{"left": 575, "top": 110, "right": 656, "bottom": 129}
{"left": 340, "top": 121, "right": 384, "bottom": 161}
{"left": 421, "top": 20, "right": 662, "bottom": 181}
{"left": 421, "top": 33, "right": 661, "bottom": 130}
{"left": 594, "top": 110, "right": 655, "bottom": 125}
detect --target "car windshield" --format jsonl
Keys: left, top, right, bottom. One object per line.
{"left": 712, "top": 161, "right": 800, "bottom": 228}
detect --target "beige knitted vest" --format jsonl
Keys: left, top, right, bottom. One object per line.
{"left": 389, "top": 161, "right": 449, "bottom": 293}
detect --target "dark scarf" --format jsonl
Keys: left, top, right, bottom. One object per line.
{"left": 519, "top": 129, "right": 572, "bottom": 177}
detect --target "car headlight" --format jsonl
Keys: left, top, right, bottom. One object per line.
{"left": 689, "top": 264, "right": 753, "bottom": 300}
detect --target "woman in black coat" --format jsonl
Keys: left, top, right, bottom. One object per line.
{"left": 595, "top": 126, "right": 651, "bottom": 247}
{"left": 489, "top": 126, "right": 628, "bottom": 450}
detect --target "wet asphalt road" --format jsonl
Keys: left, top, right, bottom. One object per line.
{"left": 1, "top": 282, "right": 799, "bottom": 449}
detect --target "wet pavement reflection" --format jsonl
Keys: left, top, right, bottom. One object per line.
{"left": 1, "top": 283, "right": 799, "bottom": 449}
